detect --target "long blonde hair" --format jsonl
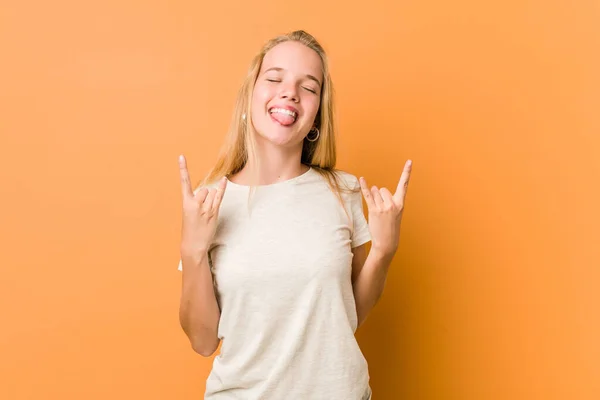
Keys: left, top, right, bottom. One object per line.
{"left": 200, "top": 30, "right": 356, "bottom": 205}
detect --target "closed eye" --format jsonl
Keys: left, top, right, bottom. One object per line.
{"left": 266, "top": 78, "right": 281, "bottom": 82}
{"left": 303, "top": 87, "right": 317, "bottom": 94}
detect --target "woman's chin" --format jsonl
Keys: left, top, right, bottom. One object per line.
{"left": 256, "top": 130, "right": 302, "bottom": 148}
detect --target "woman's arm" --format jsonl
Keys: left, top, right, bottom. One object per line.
{"left": 177, "top": 155, "right": 226, "bottom": 357}
{"left": 179, "top": 251, "right": 221, "bottom": 356}
{"left": 351, "top": 244, "right": 394, "bottom": 328}
{"left": 352, "top": 160, "right": 413, "bottom": 328}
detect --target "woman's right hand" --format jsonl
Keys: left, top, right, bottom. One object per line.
{"left": 178, "top": 154, "right": 227, "bottom": 260}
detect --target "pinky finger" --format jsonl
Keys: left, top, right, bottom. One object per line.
{"left": 212, "top": 177, "right": 228, "bottom": 212}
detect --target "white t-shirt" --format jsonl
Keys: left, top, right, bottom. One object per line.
{"left": 178, "top": 167, "right": 373, "bottom": 400}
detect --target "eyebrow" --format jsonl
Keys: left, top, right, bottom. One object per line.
{"left": 263, "top": 67, "right": 322, "bottom": 87}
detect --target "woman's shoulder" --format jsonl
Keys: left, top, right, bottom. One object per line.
{"left": 308, "top": 168, "right": 361, "bottom": 197}
{"left": 330, "top": 168, "right": 361, "bottom": 190}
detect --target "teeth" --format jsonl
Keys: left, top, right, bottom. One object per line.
{"left": 270, "top": 108, "right": 297, "bottom": 119}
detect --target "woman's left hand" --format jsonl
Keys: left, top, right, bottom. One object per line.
{"left": 359, "top": 160, "right": 412, "bottom": 258}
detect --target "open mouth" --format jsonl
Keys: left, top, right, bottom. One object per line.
{"left": 269, "top": 107, "right": 298, "bottom": 126}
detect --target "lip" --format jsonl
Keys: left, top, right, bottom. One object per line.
{"left": 268, "top": 104, "right": 299, "bottom": 117}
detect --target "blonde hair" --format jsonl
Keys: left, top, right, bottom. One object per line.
{"left": 199, "top": 30, "right": 356, "bottom": 205}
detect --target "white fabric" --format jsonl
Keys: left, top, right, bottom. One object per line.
{"left": 178, "top": 167, "right": 373, "bottom": 400}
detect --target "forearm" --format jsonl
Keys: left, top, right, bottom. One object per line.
{"left": 352, "top": 248, "right": 395, "bottom": 327}
{"left": 179, "top": 250, "right": 221, "bottom": 356}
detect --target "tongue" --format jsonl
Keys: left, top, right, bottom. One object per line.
{"left": 271, "top": 111, "right": 295, "bottom": 126}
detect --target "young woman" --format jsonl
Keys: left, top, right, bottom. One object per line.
{"left": 177, "top": 30, "right": 412, "bottom": 400}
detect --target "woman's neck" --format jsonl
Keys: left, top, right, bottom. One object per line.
{"left": 231, "top": 141, "right": 308, "bottom": 186}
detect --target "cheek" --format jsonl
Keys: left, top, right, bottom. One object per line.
{"left": 251, "top": 86, "right": 272, "bottom": 112}
{"left": 303, "top": 97, "right": 321, "bottom": 121}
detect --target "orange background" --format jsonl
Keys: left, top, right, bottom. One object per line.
{"left": 1, "top": 1, "right": 599, "bottom": 399}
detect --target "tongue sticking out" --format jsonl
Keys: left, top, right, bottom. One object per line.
{"left": 271, "top": 111, "right": 296, "bottom": 126}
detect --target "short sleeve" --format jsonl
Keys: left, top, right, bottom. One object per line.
{"left": 347, "top": 176, "right": 371, "bottom": 248}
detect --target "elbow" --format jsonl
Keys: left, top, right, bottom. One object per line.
{"left": 179, "top": 311, "right": 219, "bottom": 356}
{"left": 190, "top": 338, "right": 218, "bottom": 357}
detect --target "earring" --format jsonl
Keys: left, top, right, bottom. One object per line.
{"left": 242, "top": 113, "right": 246, "bottom": 121}
{"left": 306, "top": 127, "right": 320, "bottom": 142}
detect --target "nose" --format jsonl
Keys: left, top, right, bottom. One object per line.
{"left": 279, "top": 83, "right": 299, "bottom": 102}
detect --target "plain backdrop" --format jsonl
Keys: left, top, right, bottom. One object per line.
{"left": 1, "top": 0, "right": 599, "bottom": 399}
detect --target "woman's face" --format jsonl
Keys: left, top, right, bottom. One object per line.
{"left": 250, "top": 41, "right": 323, "bottom": 149}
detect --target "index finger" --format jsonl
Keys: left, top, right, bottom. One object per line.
{"left": 359, "top": 177, "right": 375, "bottom": 209}
{"left": 178, "top": 154, "right": 194, "bottom": 198}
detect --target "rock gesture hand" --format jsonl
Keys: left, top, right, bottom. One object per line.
{"left": 178, "top": 155, "right": 227, "bottom": 259}
{"left": 359, "top": 160, "right": 413, "bottom": 258}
